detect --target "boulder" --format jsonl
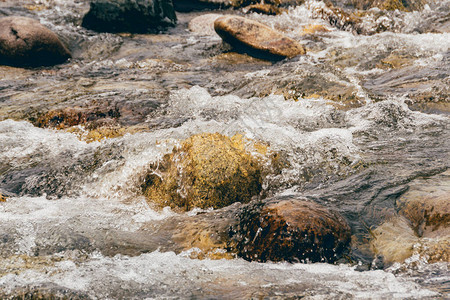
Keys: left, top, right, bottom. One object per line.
{"left": 214, "top": 15, "right": 305, "bottom": 60}
{"left": 230, "top": 199, "right": 352, "bottom": 262}
{"left": 142, "top": 133, "right": 268, "bottom": 210}
{"left": 82, "top": 0, "right": 177, "bottom": 33}
{"left": 164, "top": 197, "right": 351, "bottom": 263}
{"left": 0, "top": 17, "right": 71, "bottom": 67}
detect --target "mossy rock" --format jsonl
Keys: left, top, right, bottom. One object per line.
{"left": 142, "top": 133, "right": 267, "bottom": 210}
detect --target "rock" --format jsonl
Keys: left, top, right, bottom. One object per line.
{"left": 370, "top": 216, "right": 450, "bottom": 264}
{"left": 188, "top": 14, "right": 222, "bottom": 36}
{"left": 174, "top": 0, "right": 232, "bottom": 11}
{"left": 214, "top": 15, "right": 305, "bottom": 60}
{"left": 370, "top": 216, "right": 418, "bottom": 264}
{"left": 244, "top": 4, "right": 285, "bottom": 15}
{"left": 371, "top": 171, "right": 450, "bottom": 264}
{"left": 82, "top": 0, "right": 177, "bottom": 33}
{"left": 231, "top": 198, "right": 352, "bottom": 262}
{"left": 142, "top": 133, "right": 271, "bottom": 210}
{"left": 301, "top": 24, "right": 330, "bottom": 35}
{"left": 0, "top": 16, "right": 71, "bottom": 67}
{"left": 162, "top": 197, "right": 351, "bottom": 263}
{"left": 396, "top": 170, "right": 450, "bottom": 238}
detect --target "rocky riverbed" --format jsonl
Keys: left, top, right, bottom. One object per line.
{"left": 0, "top": 0, "right": 449, "bottom": 298}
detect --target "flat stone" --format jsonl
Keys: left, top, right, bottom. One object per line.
{"left": 0, "top": 16, "right": 71, "bottom": 67}
{"left": 214, "top": 15, "right": 305, "bottom": 60}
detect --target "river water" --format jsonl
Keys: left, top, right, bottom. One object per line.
{"left": 0, "top": 0, "right": 449, "bottom": 298}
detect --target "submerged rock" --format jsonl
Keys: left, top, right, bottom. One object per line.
{"left": 142, "top": 133, "right": 270, "bottom": 210}
{"left": 371, "top": 171, "right": 450, "bottom": 264}
{"left": 214, "top": 15, "right": 305, "bottom": 60}
{"left": 370, "top": 216, "right": 419, "bottom": 264}
{"left": 0, "top": 16, "right": 71, "bottom": 67}
{"left": 397, "top": 170, "right": 450, "bottom": 238}
{"left": 231, "top": 199, "right": 352, "bottom": 262}
{"left": 82, "top": 0, "right": 177, "bottom": 33}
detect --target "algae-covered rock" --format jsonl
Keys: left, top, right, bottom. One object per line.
{"left": 214, "top": 15, "right": 305, "bottom": 60}
{"left": 231, "top": 198, "right": 352, "bottom": 262}
{"left": 0, "top": 16, "right": 71, "bottom": 67}
{"left": 142, "top": 133, "right": 269, "bottom": 210}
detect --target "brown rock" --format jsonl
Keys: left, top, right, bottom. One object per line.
{"left": 142, "top": 133, "right": 270, "bottom": 211}
{"left": 0, "top": 16, "right": 71, "bottom": 67}
{"left": 371, "top": 171, "right": 450, "bottom": 264}
{"left": 214, "top": 15, "right": 305, "bottom": 60}
{"left": 397, "top": 170, "right": 450, "bottom": 237}
{"left": 231, "top": 199, "right": 352, "bottom": 262}
{"left": 370, "top": 216, "right": 418, "bottom": 264}
{"left": 244, "top": 4, "right": 284, "bottom": 15}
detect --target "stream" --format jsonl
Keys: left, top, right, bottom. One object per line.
{"left": 0, "top": 0, "right": 449, "bottom": 298}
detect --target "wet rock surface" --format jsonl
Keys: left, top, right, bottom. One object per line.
{"left": 231, "top": 198, "right": 352, "bottom": 262}
{"left": 371, "top": 170, "right": 450, "bottom": 264}
{"left": 214, "top": 15, "right": 306, "bottom": 60}
{"left": 82, "top": 0, "right": 177, "bottom": 33}
{"left": 188, "top": 13, "right": 223, "bottom": 35}
{"left": 0, "top": 16, "right": 71, "bottom": 67}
